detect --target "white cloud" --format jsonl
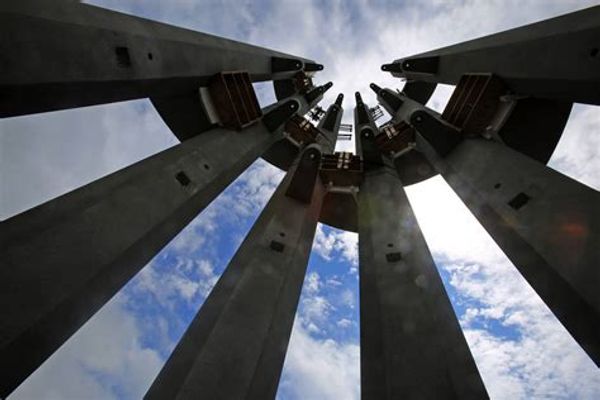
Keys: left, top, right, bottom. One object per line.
{"left": 301, "top": 295, "right": 334, "bottom": 324}
{"left": 281, "top": 256, "right": 360, "bottom": 399}
{"left": 313, "top": 224, "right": 358, "bottom": 266}
{"left": 9, "top": 295, "right": 163, "bottom": 400}
{"left": 0, "top": 99, "right": 176, "bottom": 220}
{"left": 305, "top": 272, "right": 322, "bottom": 295}
{"left": 336, "top": 318, "right": 352, "bottom": 329}
{"left": 325, "top": 277, "right": 342, "bottom": 287}
{"left": 549, "top": 104, "right": 600, "bottom": 190}
{"left": 277, "top": 319, "right": 360, "bottom": 400}
{"left": 405, "top": 175, "right": 600, "bottom": 399}
{"left": 131, "top": 255, "right": 218, "bottom": 311}
{"left": 339, "top": 289, "right": 356, "bottom": 310}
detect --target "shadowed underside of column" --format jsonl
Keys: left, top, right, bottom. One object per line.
{"left": 358, "top": 167, "right": 489, "bottom": 400}
{"left": 145, "top": 154, "right": 326, "bottom": 400}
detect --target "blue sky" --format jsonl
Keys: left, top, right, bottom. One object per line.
{"left": 1, "top": 1, "right": 600, "bottom": 399}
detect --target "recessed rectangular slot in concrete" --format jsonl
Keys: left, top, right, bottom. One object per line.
{"left": 385, "top": 252, "right": 403, "bottom": 263}
{"left": 270, "top": 240, "right": 285, "bottom": 252}
{"left": 175, "top": 171, "right": 191, "bottom": 187}
{"left": 115, "top": 46, "right": 131, "bottom": 67}
{"left": 508, "top": 192, "right": 531, "bottom": 210}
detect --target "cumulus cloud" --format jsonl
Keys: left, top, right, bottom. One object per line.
{"left": 0, "top": 99, "right": 176, "bottom": 219}
{"left": 337, "top": 318, "right": 353, "bottom": 329}
{"left": 405, "top": 174, "right": 600, "bottom": 399}
{"left": 9, "top": 296, "right": 163, "bottom": 400}
{"left": 305, "top": 271, "right": 322, "bottom": 295}
{"left": 313, "top": 224, "right": 358, "bottom": 266}
{"left": 279, "top": 270, "right": 360, "bottom": 400}
{"left": 133, "top": 256, "right": 218, "bottom": 308}
{"left": 549, "top": 104, "right": 600, "bottom": 190}
{"left": 277, "top": 319, "right": 360, "bottom": 400}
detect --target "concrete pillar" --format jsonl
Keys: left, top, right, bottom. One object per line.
{"left": 144, "top": 149, "right": 326, "bottom": 400}
{"left": 358, "top": 167, "right": 488, "bottom": 399}
{"left": 382, "top": 6, "right": 600, "bottom": 105}
{"left": 0, "top": 1, "right": 318, "bottom": 118}
{"left": 354, "top": 93, "right": 488, "bottom": 398}
{"left": 0, "top": 94, "right": 316, "bottom": 398}
{"left": 384, "top": 92, "right": 600, "bottom": 366}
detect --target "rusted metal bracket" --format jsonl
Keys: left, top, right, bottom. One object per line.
{"left": 207, "top": 71, "right": 262, "bottom": 130}
{"left": 375, "top": 121, "right": 416, "bottom": 158}
{"left": 284, "top": 115, "right": 320, "bottom": 145}
{"left": 441, "top": 74, "right": 508, "bottom": 137}
{"left": 319, "top": 152, "right": 363, "bottom": 187}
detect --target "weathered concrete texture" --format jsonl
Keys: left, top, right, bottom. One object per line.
{"left": 144, "top": 156, "right": 325, "bottom": 400}
{"left": 0, "top": 95, "right": 310, "bottom": 398}
{"left": 415, "top": 134, "right": 600, "bottom": 366}
{"left": 358, "top": 166, "right": 488, "bottom": 400}
{"left": 386, "top": 6, "right": 600, "bottom": 105}
{"left": 0, "top": 1, "right": 313, "bottom": 117}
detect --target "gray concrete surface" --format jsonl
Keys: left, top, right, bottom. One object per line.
{"left": 0, "top": 94, "right": 315, "bottom": 398}
{"left": 385, "top": 6, "right": 600, "bottom": 105}
{"left": 144, "top": 152, "right": 326, "bottom": 400}
{"left": 0, "top": 1, "right": 314, "bottom": 117}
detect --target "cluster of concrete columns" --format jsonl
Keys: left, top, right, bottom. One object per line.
{"left": 354, "top": 92, "right": 488, "bottom": 399}
{"left": 2, "top": 1, "right": 599, "bottom": 399}
{"left": 376, "top": 3, "right": 600, "bottom": 372}
{"left": 0, "top": 1, "right": 335, "bottom": 397}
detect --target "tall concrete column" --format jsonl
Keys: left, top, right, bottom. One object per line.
{"left": 382, "top": 6, "right": 600, "bottom": 105}
{"left": 354, "top": 93, "right": 487, "bottom": 399}
{"left": 379, "top": 90, "right": 600, "bottom": 366}
{"left": 145, "top": 149, "right": 326, "bottom": 400}
{"left": 0, "top": 93, "right": 320, "bottom": 398}
{"left": 0, "top": 1, "right": 318, "bottom": 118}
{"left": 358, "top": 167, "right": 488, "bottom": 399}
